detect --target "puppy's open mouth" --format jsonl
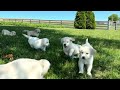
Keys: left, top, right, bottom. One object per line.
{"left": 63, "top": 44, "right": 67, "bottom": 48}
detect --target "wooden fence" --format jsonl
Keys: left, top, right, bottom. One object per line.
{"left": 1, "top": 18, "right": 120, "bottom": 30}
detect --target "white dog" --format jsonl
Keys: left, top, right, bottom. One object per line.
{"left": 78, "top": 38, "right": 96, "bottom": 77}
{"left": 61, "top": 37, "right": 81, "bottom": 59}
{"left": 23, "top": 28, "right": 41, "bottom": 37}
{"left": 0, "top": 58, "right": 51, "bottom": 79}
{"left": 2, "top": 29, "right": 16, "bottom": 36}
{"left": 23, "top": 34, "right": 49, "bottom": 51}
{"left": 10, "top": 31, "right": 16, "bottom": 36}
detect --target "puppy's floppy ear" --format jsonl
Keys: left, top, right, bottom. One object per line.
{"left": 69, "top": 37, "right": 75, "bottom": 42}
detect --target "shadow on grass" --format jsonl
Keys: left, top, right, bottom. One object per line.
{"left": 0, "top": 26, "right": 119, "bottom": 79}
{"left": 40, "top": 28, "right": 120, "bottom": 79}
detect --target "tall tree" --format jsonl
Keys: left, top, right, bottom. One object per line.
{"left": 74, "top": 11, "right": 86, "bottom": 29}
{"left": 85, "top": 11, "right": 96, "bottom": 29}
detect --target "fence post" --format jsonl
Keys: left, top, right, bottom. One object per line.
{"left": 49, "top": 20, "right": 50, "bottom": 25}
{"left": 107, "top": 20, "right": 110, "bottom": 30}
{"left": 39, "top": 20, "right": 40, "bottom": 23}
{"left": 61, "top": 20, "right": 62, "bottom": 26}
{"left": 30, "top": 19, "right": 31, "bottom": 23}
{"left": 115, "top": 21, "right": 117, "bottom": 30}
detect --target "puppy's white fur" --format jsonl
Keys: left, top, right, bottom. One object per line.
{"left": 61, "top": 37, "right": 81, "bottom": 59}
{"left": 0, "top": 58, "right": 50, "bottom": 79}
{"left": 23, "top": 34, "right": 49, "bottom": 51}
{"left": 78, "top": 38, "right": 96, "bottom": 77}
{"left": 2, "top": 29, "right": 16, "bottom": 36}
{"left": 10, "top": 31, "right": 16, "bottom": 36}
{"left": 23, "top": 29, "right": 40, "bottom": 37}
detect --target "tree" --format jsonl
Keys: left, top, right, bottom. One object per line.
{"left": 85, "top": 11, "right": 96, "bottom": 29}
{"left": 74, "top": 11, "right": 96, "bottom": 29}
{"left": 108, "top": 14, "right": 119, "bottom": 21}
{"left": 119, "top": 17, "right": 120, "bottom": 20}
{"left": 74, "top": 11, "right": 86, "bottom": 29}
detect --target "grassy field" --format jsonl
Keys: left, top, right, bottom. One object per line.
{"left": 0, "top": 25, "right": 120, "bottom": 79}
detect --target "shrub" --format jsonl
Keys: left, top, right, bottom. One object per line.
{"left": 85, "top": 11, "right": 96, "bottom": 29}
{"left": 74, "top": 11, "right": 86, "bottom": 29}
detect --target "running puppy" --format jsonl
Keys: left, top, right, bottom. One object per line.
{"left": 23, "top": 28, "right": 41, "bottom": 37}
{"left": 78, "top": 38, "right": 96, "bottom": 77}
{"left": 23, "top": 34, "right": 49, "bottom": 51}
{"left": 61, "top": 37, "right": 81, "bottom": 59}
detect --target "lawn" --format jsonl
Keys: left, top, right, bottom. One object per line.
{"left": 0, "top": 25, "right": 120, "bottom": 79}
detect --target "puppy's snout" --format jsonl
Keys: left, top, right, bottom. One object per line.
{"left": 82, "top": 56, "right": 85, "bottom": 59}
{"left": 63, "top": 44, "right": 67, "bottom": 47}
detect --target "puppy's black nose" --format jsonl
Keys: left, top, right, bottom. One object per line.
{"left": 64, "top": 44, "right": 67, "bottom": 47}
{"left": 82, "top": 56, "right": 85, "bottom": 59}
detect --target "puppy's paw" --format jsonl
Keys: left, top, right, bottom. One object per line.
{"left": 87, "top": 72, "right": 92, "bottom": 78}
{"left": 79, "top": 71, "right": 84, "bottom": 74}
{"left": 42, "top": 49, "right": 46, "bottom": 52}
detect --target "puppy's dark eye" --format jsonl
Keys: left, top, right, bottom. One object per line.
{"left": 81, "top": 52, "right": 83, "bottom": 54}
{"left": 86, "top": 53, "right": 89, "bottom": 54}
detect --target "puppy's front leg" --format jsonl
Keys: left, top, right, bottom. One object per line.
{"left": 69, "top": 49, "right": 74, "bottom": 58}
{"left": 78, "top": 60, "right": 84, "bottom": 74}
{"left": 87, "top": 64, "right": 92, "bottom": 77}
{"left": 42, "top": 47, "right": 46, "bottom": 51}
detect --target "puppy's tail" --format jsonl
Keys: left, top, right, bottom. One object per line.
{"left": 86, "top": 38, "right": 89, "bottom": 44}
{"left": 23, "top": 34, "right": 30, "bottom": 39}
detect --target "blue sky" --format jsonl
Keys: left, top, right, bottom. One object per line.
{"left": 0, "top": 11, "right": 120, "bottom": 21}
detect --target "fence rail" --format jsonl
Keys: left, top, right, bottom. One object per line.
{"left": 0, "top": 18, "right": 120, "bottom": 30}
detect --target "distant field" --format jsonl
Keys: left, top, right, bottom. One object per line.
{"left": 0, "top": 22, "right": 120, "bottom": 79}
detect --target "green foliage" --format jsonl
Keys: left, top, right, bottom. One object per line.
{"left": 108, "top": 14, "right": 119, "bottom": 21}
{"left": 85, "top": 11, "right": 96, "bottom": 29}
{"left": 74, "top": 11, "right": 86, "bottom": 29}
{"left": 74, "top": 11, "right": 96, "bottom": 29}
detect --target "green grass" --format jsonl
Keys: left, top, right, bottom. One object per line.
{"left": 0, "top": 24, "right": 120, "bottom": 79}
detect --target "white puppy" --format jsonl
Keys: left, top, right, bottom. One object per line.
{"left": 23, "top": 34, "right": 49, "bottom": 51}
{"left": 23, "top": 28, "right": 41, "bottom": 37}
{"left": 10, "top": 31, "right": 16, "bottom": 36}
{"left": 2, "top": 29, "right": 16, "bottom": 36}
{"left": 61, "top": 37, "right": 81, "bottom": 59}
{"left": 78, "top": 38, "right": 96, "bottom": 77}
{"left": 0, "top": 58, "right": 51, "bottom": 79}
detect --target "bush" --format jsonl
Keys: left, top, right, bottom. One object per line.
{"left": 74, "top": 11, "right": 86, "bottom": 29}
{"left": 86, "top": 11, "right": 96, "bottom": 29}
{"left": 74, "top": 11, "right": 96, "bottom": 29}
